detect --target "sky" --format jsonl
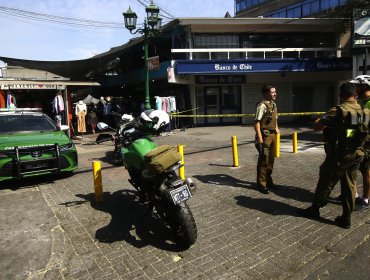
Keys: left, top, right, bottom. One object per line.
{"left": 0, "top": 0, "right": 234, "bottom": 65}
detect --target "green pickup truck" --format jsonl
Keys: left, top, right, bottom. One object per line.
{"left": 0, "top": 108, "right": 78, "bottom": 181}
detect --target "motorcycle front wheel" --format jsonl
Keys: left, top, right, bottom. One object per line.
{"left": 156, "top": 199, "right": 197, "bottom": 248}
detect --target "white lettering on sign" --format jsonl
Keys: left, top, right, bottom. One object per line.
{"left": 316, "top": 62, "right": 331, "bottom": 69}
{"left": 214, "top": 63, "right": 253, "bottom": 71}
{"left": 214, "top": 64, "right": 231, "bottom": 71}
{"left": 0, "top": 84, "right": 66, "bottom": 90}
{"left": 239, "top": 64, "right": 252, "bottom": 70}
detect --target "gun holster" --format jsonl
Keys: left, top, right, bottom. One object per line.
{"left": 255, "top": 142, "right": 264, "bottom": 155}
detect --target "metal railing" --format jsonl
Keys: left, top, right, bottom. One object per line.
{"left": 171, "top": 47, "right": 343, "bottom": 60}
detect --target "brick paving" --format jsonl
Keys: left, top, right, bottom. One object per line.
{"left": 3, "top": 125, "right": 370, "bottom": 279}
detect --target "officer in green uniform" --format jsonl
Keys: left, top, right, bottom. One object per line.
{"left": 299, "top": 82, "right": 369, "bottom": 228}
{"left": 254, "top": 84, "right": 279, "bottom": 194}
{"left": 350, "top": 75, "right": 370, "bottom": 210}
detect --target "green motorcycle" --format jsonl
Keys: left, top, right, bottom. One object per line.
{"left": 97, "top": 110, "right": 197, "bottom": 247}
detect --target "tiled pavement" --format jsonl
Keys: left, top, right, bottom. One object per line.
{"left": 2, "top": 125, "right": 370, "bottom": 279}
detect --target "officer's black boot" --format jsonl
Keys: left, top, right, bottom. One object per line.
{"left": 298, "top": 205, "right": 320, "bottom": 220}
{"left": 334, "top": 214, "right": 351, "bottom": 229}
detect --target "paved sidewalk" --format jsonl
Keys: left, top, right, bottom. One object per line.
{"left": 1, "top": 124, "right": 370, "bottom": 279}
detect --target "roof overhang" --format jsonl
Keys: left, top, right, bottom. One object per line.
{"left": 0, "top": 79, "right": 100, "bottom": 90}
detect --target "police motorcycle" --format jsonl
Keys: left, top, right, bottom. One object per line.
{"left": 96, "top": 110, "right": 197, "bottom": 247}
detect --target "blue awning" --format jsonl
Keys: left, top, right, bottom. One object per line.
{"left": 174, "top": 57, "right": 352, "bottom": 75}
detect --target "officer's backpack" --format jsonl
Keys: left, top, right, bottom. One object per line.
{"left": 334, "top": 103, "right": 369, "bottom": 168}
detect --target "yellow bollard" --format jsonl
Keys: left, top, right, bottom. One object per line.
{"left": 92, "top": 160, "right": 103, "bottom": 202}
{"left": 231, "top": 136, "right": 239, "bottom": 167}
{"left": 293, "top": 131, "right": 298, "bottom": 153}
{"left": 275, "top": 133, "right": 280, "bottom": 158}
{"left": 177, "top": 145, "right": 185, "bottom": 180}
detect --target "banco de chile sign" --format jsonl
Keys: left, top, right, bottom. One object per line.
{"left": 175, "top": 58, "right": 352, "bottom": 75}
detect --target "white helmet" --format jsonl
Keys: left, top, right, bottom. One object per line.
{"left": 349, "top": 75, "right": 370, "bottom": 87}
{"left": 140, "top": 109, "right": 170, "bottom": 130}
{"left": 121, "top": 114, "right": 134, "bottom": 122}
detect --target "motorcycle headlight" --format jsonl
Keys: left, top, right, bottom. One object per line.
{"left": 59, "top": 143, "right": 74, "bottom": 152}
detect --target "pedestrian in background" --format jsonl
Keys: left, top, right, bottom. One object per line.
{"left": 350, "top": 75, "right": 370, "bottom": 210}
{"left": 87, "top": 102, "right": 99, "bottom": 134}
{"left": 254, "top": 84, "right": 279, "bottom": 194}
{"left": 299, "top": 82, "right": 369, "bottom": 228}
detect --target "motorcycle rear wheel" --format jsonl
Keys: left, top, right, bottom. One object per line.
{"left": 158, "top": 200, "right": 197, "bottom": 248}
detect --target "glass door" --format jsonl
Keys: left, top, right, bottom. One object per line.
{"left": 205, "top": 87, "right": 220, "bottom": 124}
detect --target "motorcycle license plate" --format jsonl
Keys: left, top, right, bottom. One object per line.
{"left": 170, "top": 185, "right": 191, "bottom": 205}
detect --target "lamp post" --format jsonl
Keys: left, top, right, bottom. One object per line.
{"left": 123, "top": 1, "right": 162, "bottom": 110}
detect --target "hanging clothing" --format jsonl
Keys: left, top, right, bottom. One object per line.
{"left": 77, "top": 111, "right": 86, "bottom": 133}
{"left": 162, "top": 97, "right": 167, "bottom": 112}
{"left": 76, "top": 101, "right": 87, "bottom": 133}
{"left": 155, "top": 96, "right": 162, "bottom": 110}
{"left": 166, "top": 97, "right": 171, "bottom": 113}
{"left": 169, "top": 97, "right": 176, "bottom": 112}
{"left": 6, "top": 93, "right": 16, "bottom": 109}
{"left": 52, "top": 94, "right": 65, "bottom": 114}
{"left": 75, "top": 102, "right": 87, "bottom": 115}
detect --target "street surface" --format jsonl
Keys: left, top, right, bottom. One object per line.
{"left": 1, "top": 124, "right": 370, "bottom": 279}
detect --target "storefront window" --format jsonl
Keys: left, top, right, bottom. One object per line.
{"left": 195, "top": 85, "right": 241, "bottom": 125}
{"left": 193, "top": 34, "right": 240, "bottom": 59}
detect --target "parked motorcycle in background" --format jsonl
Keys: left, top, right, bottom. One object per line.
{"left": 96, "top": 110, "right": 197, "bottom": 247}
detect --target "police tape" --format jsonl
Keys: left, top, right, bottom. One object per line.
{"left": 170, "top": 107, "right": 200, "bottom": 115}
{"left": 169, "top": 112, "right": 325, "bottom": 118}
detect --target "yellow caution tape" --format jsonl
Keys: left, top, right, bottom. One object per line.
{"left": 169, "top": 112, "right": 325, "bottom": 118}
{"left": 171, "top": 107, "right": 200, "bottom": 115}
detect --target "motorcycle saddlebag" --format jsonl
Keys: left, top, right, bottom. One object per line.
{"left": 144, "top": 145, "right": 182, "bottom": 174}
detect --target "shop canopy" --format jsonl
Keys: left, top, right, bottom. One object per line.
{"left": 82, "top": 94, "right": 100, "bottom": 104}
{"left": 0, "top": 79, "right": 100, "bottom": 90}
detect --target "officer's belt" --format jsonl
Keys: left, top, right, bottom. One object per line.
{"left": 262, "top": 129, "right": 277, "bottom": 134}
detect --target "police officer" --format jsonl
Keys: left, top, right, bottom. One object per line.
{"left": 254, "top": 84, "right": 279, "bottom": 194}
{"left": 350, "top": 75, "right": 370, "bottom": 210}
{"left": 299, "top": 82, "right": 369, "bottom": 228}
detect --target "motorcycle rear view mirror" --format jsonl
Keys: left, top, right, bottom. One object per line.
{"left": 97, "top": 122, "right": 109, "bottom": 130}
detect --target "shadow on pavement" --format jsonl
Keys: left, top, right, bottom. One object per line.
{"left": 269, "top": 185, "right": 314, "bottom": 203}
{"left": 0, "top": 172, "right": 74, "bottom": 190}
{"left": 235, "top": 195, "right": 300, "bottom": 216}
{"left": 194, "top": 173, "right": 255, "bottom": 190}
{"left": 234, "top": 195, "right": 335, "bottom": 226}
{"left": 193, "top": 173, "right": 313, "bottom": 203}
{"left": 75, "top": 190, "right": 187, "bottom": 252}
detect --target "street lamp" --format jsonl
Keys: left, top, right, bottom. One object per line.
{"left": 123, "top": 1, "right": 161, "bottom": 110}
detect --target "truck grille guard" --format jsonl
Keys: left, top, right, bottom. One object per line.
{"left": 8, "top": 144, "right": 62, "bottom": 179}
